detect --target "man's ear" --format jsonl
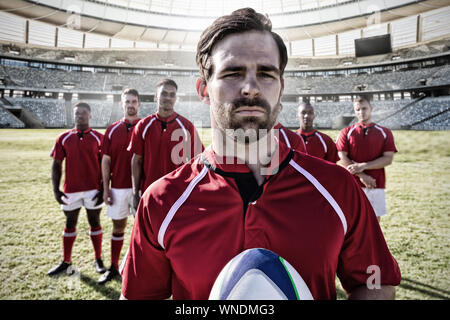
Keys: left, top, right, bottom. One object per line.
{"left": 196, "top": 78, "right": 210, "bottom": 105}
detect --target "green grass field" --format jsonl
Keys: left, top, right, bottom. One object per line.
{"left": 0, "top": 128, "right": 448, "bottom": 300}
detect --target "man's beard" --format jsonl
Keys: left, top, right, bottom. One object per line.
{"left": 126, "top": 107, "right": 138, "bottom": 117}
{"left": 214, "top": 96, "right": 281, "bottom": 144}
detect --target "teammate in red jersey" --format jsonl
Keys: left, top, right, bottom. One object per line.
{"left": 336, "top": 95, "right": 397, "bottom": 221}
{"left": 121, "top": 8, "right": 400, "bottom": 300}
{"left": 296, "top": 102, "right": 339, "bottom": 163}
{"left": 275, "top": 121, "right": 307, "bottom": 153}
{"left": 128, "top": 79, "right": 204, "bottom": 210}
{"left": 48, "top": 102, "right": 106, "bottom": 276}
{"left": 98, "top": 89, "right": 141, "bottom": 284}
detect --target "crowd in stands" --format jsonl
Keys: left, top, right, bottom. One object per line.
{"left": 2, "top": 63, "right": 449, "bottom": 95}
{"left": 283, "top": 64, "right": 450, "bottom": 94}
{"left": 2, "top": 38, "right": 448, "bottom": 70}
{"left": 1, "top": 96, "right": 449, "bottom": 130}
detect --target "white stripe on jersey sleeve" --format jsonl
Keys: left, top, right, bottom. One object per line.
{"left": 289, "top": 160, "right": 347, "bottom": 234}
{"left": 142, "top": 117, "right": 156, "bottom": 139}
{"left": 315, "top": 132, "right": 327, "bottom": 154}
{"left": 108, "top": 121, "right": 122, "bottom": 140}
{"left": 175, "top": 118, "right": 189, "bottom": 141}
{"left": 279, "top": 128, "right": 291, "bottom": 148}
{"left": 374, "top": 125, "right": 387, "bottom": 139}
{"left": 157, "top": 166, "right": 209, "bottom": 249}
{"left": 62, "top": 131, "right": 75, "bottom": 146}
{"left": 89, "top": 131, "right": 101, "bottom": 145}
{"left": 346, "top": 125, "right": 357, "bottom": 140}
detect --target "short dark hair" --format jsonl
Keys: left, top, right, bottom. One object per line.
{"left": 354, "top": 95, "right": 371, "bottom": 105}
{"left": 122, "top": 88, "right": 140, "bottom": 101}
{"left": 156, "top": 79, "right": 178, "bottom": 91}
{"left": 196, "top": 7, "right": 288, "bottom": 81}
{"left": 73, "top": 101, "right": 91, "bottom": 112}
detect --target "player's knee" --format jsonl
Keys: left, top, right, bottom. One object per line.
{"left": 112, "top": 218, "right": 127, "bottom": 233}
{"left": 86, "top": 209, "right": 102, "bottom": 228}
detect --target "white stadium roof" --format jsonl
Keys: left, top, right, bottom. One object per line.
{"left": 0, "top": 0, "right": 449, "bottom": 55}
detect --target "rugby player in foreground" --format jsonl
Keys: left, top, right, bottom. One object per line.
{"left": 121, "top": 8, "right": 401, "bottom": 300}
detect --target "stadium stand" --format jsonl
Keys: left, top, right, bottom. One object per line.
{"left": 0, "top": 36, "right": 448, "bottom": 130}
{"left": 2, "top": 61, "right": 449, "bottom": 95}
{"left": 8, "top": 97, "right": 66, "bottom": 127}
{"left": 0, "top": 105, "right": 24, "bottom": 128}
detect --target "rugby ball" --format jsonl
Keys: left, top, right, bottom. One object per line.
{"left": 209, "top": 248, "right": 313, "bottom": 300}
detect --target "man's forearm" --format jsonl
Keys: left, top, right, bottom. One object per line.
{"left": 51, "top": 160, "right": 62, "bottom": 192}
{"left": 337, "top": 152, "right": 354, "bottom": 168}
{"left": 101, "top": 156, "right": 112, "bottom": 190}
{"left": 131, "top": 154, "right": 143, "bottom": 195}
{"left": 359, "top": 154, "right": 394, "bottom": 171}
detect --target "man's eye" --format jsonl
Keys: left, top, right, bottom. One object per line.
{"left": 259, "top": 73, "right": 275, "bottom": 79}
{"left": 222, "top": 73, "right": 240, "bottom": 78}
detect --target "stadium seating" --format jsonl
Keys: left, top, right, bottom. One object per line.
{"left": 8, "top": 97, "right": 66, "bottom": 127}
{"left": 277, "top": 97, "right": 450, "bottom": 130}
{"left": 283, "top": 65, "right": 448, "bottom": 95}
{"left": 0, "top": 105, "right": 24, "bottom": 128}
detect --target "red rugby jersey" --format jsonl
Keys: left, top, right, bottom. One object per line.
{"left": 127, "top": 112, "right": 204, "bottom": 193}
{"left": 297, "top": 129, "right": 339, "bottom": 163}
{"left": 102, "top": 118, "right": 140, "bottom": 189}
{"left": 50, "top": 128, "right": 103, "bottom": 193}
{"left": 275, "top": 123, "right": 307, "bottom": 153}
{"left": 121, "top": 143, "right": 401, "bottom": 300}
{"left": 336, "top": 122, "right": 397, "bottom": 189}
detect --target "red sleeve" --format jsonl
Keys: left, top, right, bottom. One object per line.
{"left": 324, "top": 135, "right": 340, "bottom": 163}
{"left": 127, "top": 119, "right": 145, "bottom": 156}
{"left": 383, "top": 128, "right": 397, "bottom": 153}
{"left": 291, "top": 132, "right": 307, "bottom": 153}
{"left": 102, "top": 127, "right": 112, "bottom": 157}
{"left": 336, "top": 172, "right": 401, "bottom": 292}
{"left": 335, "top": 128, "right": 349, "bottom": 153}
{"left": 50, "top": 134, "right": 66, "bottom": 161}
{"left": 121, "top": 190, "right": 172, "bottom": 300}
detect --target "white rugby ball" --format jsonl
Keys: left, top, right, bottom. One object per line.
{"left": 209, "top": 248, "right": 313, "bottom": 300}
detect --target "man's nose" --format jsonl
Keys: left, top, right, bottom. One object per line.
{"left": 241, "top": 75, "right": 260, "bottom": 99}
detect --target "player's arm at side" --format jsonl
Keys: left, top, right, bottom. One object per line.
{"left": 347, "top": 285, "right": 395, "bottom": 300}
{"left": 51, "top": 159, "right": 67, "bottom": 205}
{"left": 131, "top": 153, "right": 143, "bottom": 210}
{"left": 101, "top": 154, "right": 113, "bottom": 205}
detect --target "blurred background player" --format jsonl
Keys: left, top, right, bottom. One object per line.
{"left": 98, "top": 89, "right": 141, "bottom": 284}
{"left": 336, "top": 95, "right": 397, "bottom": 221}
{"left": 48, "top": 102, "right": 105, "bottom": 276}
{"left": 128, "top": 79, "right": 204, "bottom": 210}
{"left": 296, "top": 102, "right": 339, "bottom": 163}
